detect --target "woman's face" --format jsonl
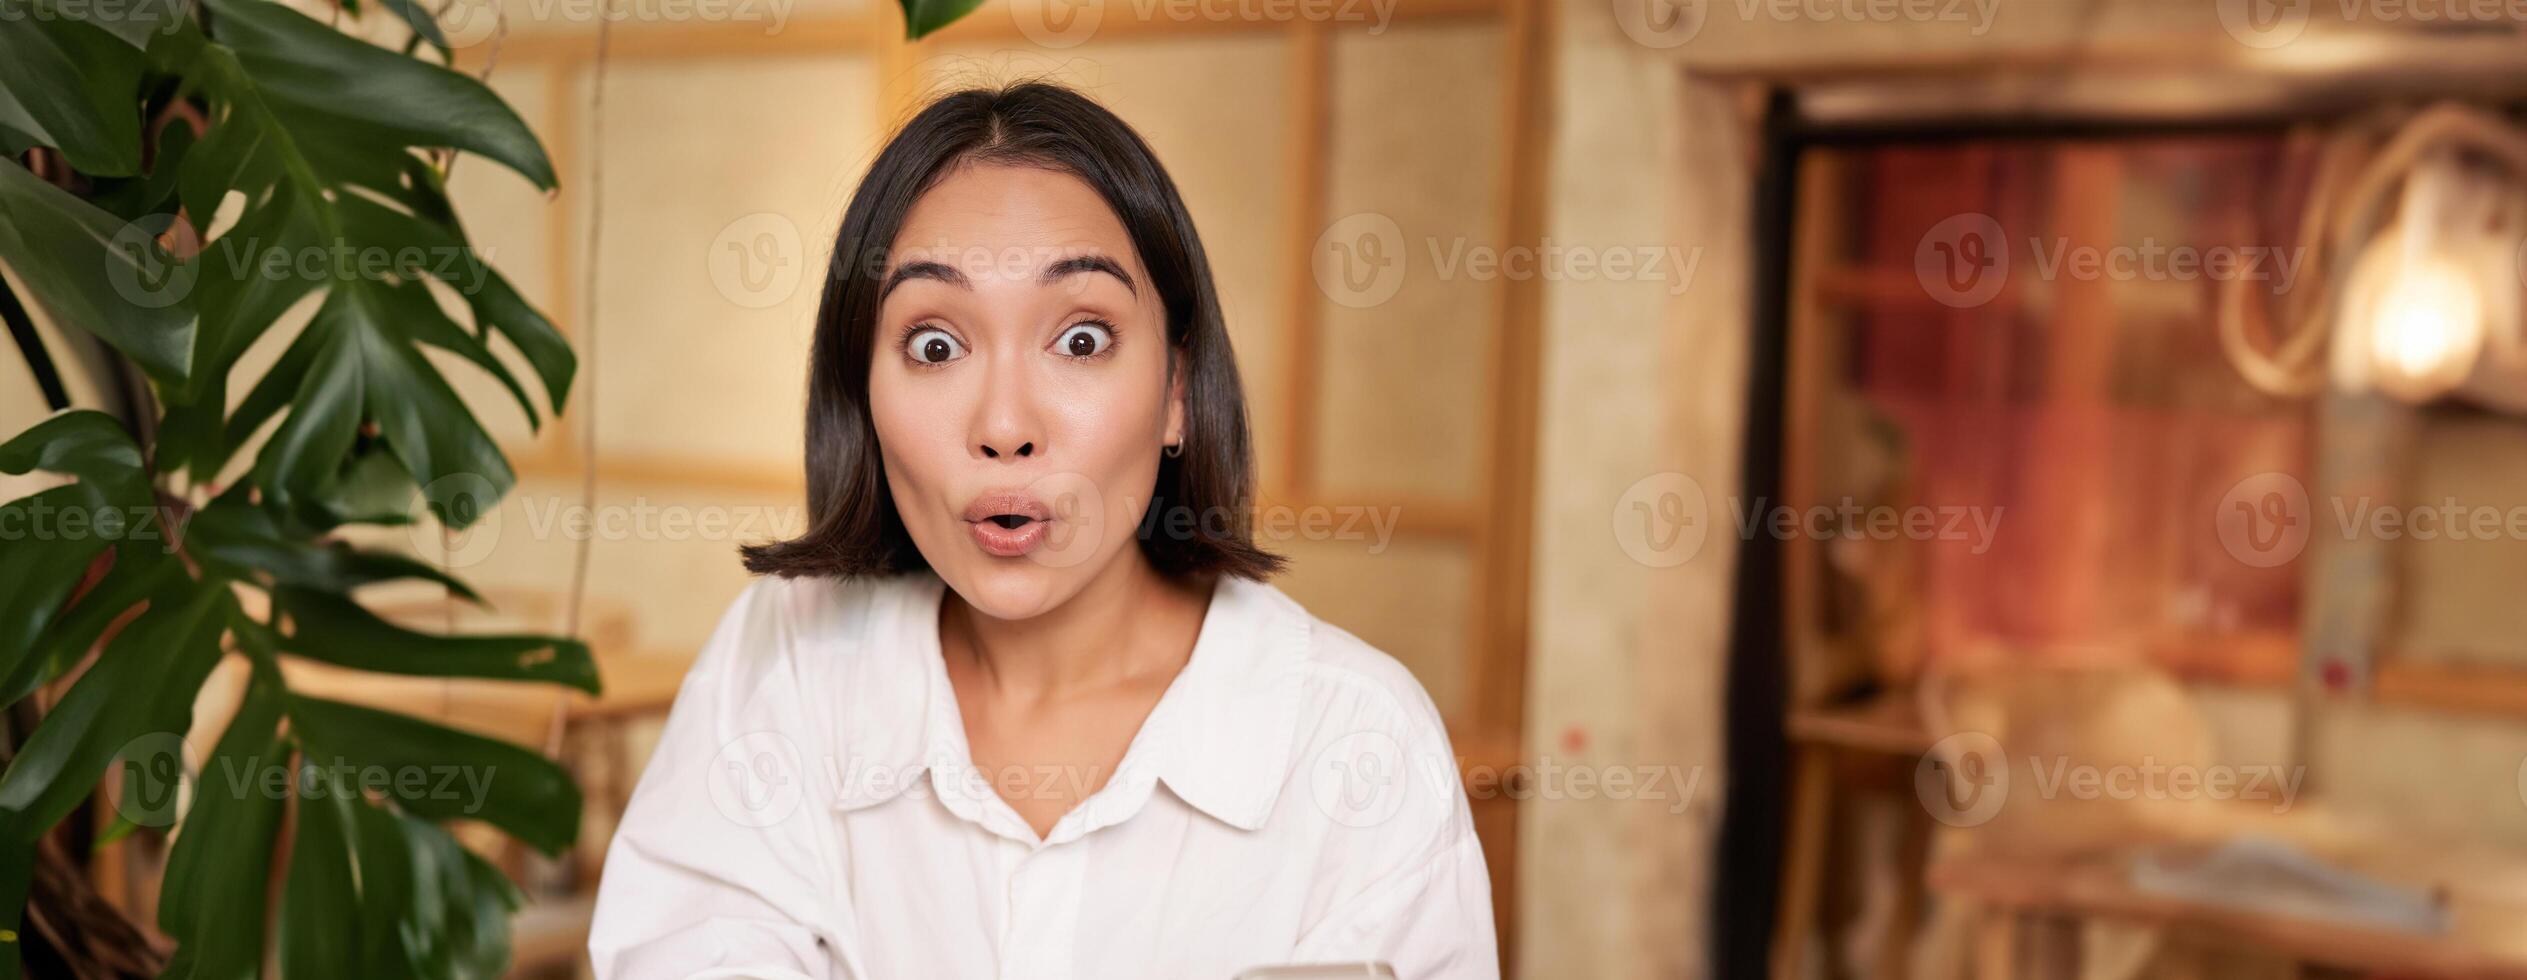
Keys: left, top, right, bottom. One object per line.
{"left": 869, "top": 162, "right": 1183, "bottom": 621}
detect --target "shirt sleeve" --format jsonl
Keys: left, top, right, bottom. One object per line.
{"left": 1293, "top": 826, "right": 1499, "bottom": 980}
{"left": 1288, "top": 694, "right": 1501, "bottom": 980}
{"left": 588, "top": 580, "right": 845, "bottom": 980}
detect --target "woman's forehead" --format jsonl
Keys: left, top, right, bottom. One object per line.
{"left": 887, "top": 162, "right": 1144, "bottom": 281}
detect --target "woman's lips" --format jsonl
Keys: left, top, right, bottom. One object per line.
{"left": 964, "top": 492, "right": 1053, "bottom": 557}
{"left": 968, "top": 517, "right": 1049, "bottom": 557}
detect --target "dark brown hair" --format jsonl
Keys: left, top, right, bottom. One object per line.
{"left": 741, "top": 82, "right": 1283, "bottom": 581}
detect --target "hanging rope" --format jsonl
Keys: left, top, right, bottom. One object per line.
{"left": 546, "top": 0, "right": 613, "bottom": 759}
{"left": 2221, "top": 103, "right": 2527, "bottom": 397}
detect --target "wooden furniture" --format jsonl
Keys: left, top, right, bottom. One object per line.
{"left": 1772, "top": 693, "right": 1938, "bottom": 980}
{"left": 1930, "top": 852, "right": 2527, "bottom": 980}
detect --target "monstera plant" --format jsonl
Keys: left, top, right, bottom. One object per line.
{"left": 2, "top": 0, "right": 994, "bottom": 972}
{"left": 0, "top": 0, "right": 593, "bottom": 976}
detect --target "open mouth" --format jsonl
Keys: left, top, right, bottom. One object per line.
{"left": 964, "top": 492, "right": 1054, "bottom": 557}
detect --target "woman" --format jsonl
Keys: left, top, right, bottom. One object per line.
{"left": 588, "top": 82, "right": 1496, "bottom": 979}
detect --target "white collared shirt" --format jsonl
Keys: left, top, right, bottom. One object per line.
{"left": 588, "top": 572, "right": 1498, "bottom": 980}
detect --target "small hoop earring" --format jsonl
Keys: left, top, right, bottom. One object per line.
{"left": 1163, "top": 442, "right": 1184, "bottom": 459}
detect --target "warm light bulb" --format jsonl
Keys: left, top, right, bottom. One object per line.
{"left": 2365, "top": 255, "right": 2485, "bottom": 401}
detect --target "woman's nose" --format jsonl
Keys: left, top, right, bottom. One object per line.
{"left": 972, "top": 352, "right": 1043, "bottom": 461}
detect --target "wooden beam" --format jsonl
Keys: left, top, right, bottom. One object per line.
{"left": 1273, "top": 19, "right": 1332, "bottom": 502}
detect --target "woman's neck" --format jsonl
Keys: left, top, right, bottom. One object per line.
{"left": 942, "top": 551, "right": 1211, "bottom": 699}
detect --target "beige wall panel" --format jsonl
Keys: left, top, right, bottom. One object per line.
{"left": 443, "top": 65, "right": 566, "bottom": 453}
{"left": 2312, "top": 702, "right": 2527, "bottom": 852}
{"left": 916, "top": 36, "right": 1296, "bottom": 485}
{"left": 1272, "top": 533, "right": 1474, "bottom": 719}
{"left": 367, "top": 472, "right": 799, "bottom": 653}
{"left": 1315, "top": 21, "right": 1502, "bottom": 501}
{"left": 2395, "top": 414, "right": 2527, "bottom": 666}
{"left": 454, "top": 0, "right": 832, "bottom": 44}
{"left": 580, "top": 55, "right": 881, "bottom": 470}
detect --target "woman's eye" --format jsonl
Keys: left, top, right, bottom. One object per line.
{"left": 908, "top": 327, "right": 965, "bottom": 365}
{"left": 1057, "top": 322, "right": 1113, "bottom": 358}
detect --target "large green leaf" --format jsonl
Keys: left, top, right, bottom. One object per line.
{"left": 0, "top": 577, "right": 230, "bottom": 836}
{"left": 279, "top": 770, "right": 364, "bottom": 977}
{"left": 201, "top": 0, "right": 554, "bottom": 191}
{"left": 0, "top": 410, "right": 150, "bottom": 505}
{"left": 187, "top": 493, "right": 481, "bottom": 600}
{"left": 0, "top": 0, "right": 147, "bottom": 175}
{"left": 278, "top": 777, "right": 520, "bottom": 979}
{"left": 369, "top": 274, "right": 544, "bottom": 432}
{"left": 249, "top": 282, "right": 515, "bottom": 526}
{"left": 0, "top": 543, "right": 179, "bottom": 709}
{"left": 0, "top": 412, "right": 154, "bottom": 699}
{"left": 273, "top": 587, "right": 596, "bottom": 692}
{"left": 286, "top": 694, "right": 581, "bottom": 855}
{"left": 158, "top": 661, "right": 288, "bottom": 980}
{"left": 0, "top": 162, "right": 194, "bottom": 380}
{"left": 339, "top": 192, "right": 574, "bottom": 421}
{"left": 0, "top": 490, "right": 119, "bottom": 693}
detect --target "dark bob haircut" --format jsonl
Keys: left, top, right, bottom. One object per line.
{"left": 741, "top": 81, "right": 1284, "bottom": 581}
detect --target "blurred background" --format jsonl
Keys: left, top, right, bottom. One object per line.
{"left": 19, "top": 0, "right": 2527, "bottom": 976}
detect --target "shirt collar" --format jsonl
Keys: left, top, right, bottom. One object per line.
{"left": 830, "top": 573, "right": 1304, "bottom": 834}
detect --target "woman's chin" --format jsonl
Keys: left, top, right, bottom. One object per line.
{"left": 939, "top": 558, "right": 1078, "bottom": 622}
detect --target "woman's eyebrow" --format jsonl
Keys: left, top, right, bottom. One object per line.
{"left": 1042, "top": 254, "right": 1137, "bottom": 295}
{"left": 879, "top": 255, "right": 1136, "bottom": 299}
{"left": 880, "top": 260, "right": 966, "bottom": 300}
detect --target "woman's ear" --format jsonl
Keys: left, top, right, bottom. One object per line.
{"left": 1164, "top": 348, "right": 1188, "bottom": 449}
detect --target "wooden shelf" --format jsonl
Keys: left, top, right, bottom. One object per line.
{"left": 1786, "top": 692, "right": 1933, "bottom": 757}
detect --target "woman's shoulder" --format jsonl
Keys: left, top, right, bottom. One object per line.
{"left": 686, "top": 572, "right": 930, "bottom": 690}
{"left": 1236, "top": 579, "right": 1453, "bottom": 754}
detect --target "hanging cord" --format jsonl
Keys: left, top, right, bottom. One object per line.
{"left": 546, "top": 0, "right": 613, "bottom": 759}
{"left": 433, "top": 0, "right": 505, "bottom": 180}
{"left": 2221, "top": 103, "right": 2527, "bottom": 396}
